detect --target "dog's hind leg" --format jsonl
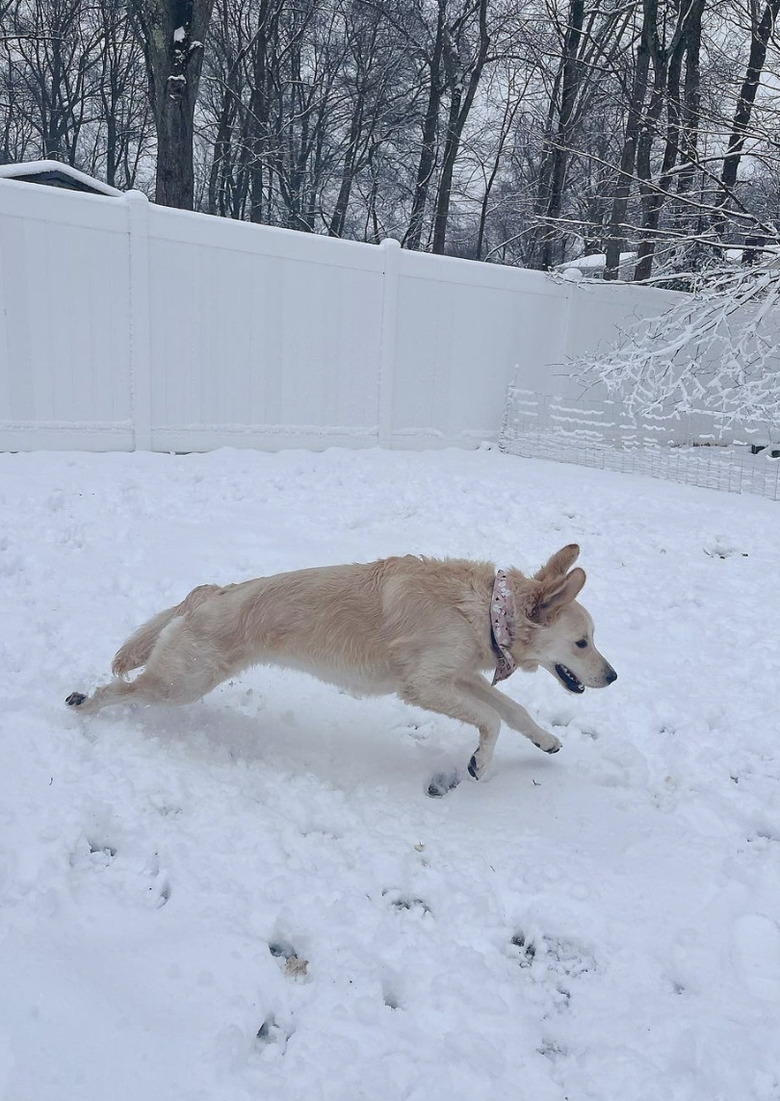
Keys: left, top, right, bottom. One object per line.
{"left": 458, "top": 675, "right": 561, "bottom": 756}
{"left": 111, "top": 585, "right": 222, "bottom": 676}
{"left": 399, "top": 671, "right": 501, "bottom": 781}
{"left": 67, "top": 616, "right": 228, "bottom": 714}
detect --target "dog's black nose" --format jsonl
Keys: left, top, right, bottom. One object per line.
{"left": 605, "top": 668, "right": 618, "bottom": 684}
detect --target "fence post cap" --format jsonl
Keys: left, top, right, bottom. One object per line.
{"left": 125, "top": 189, "right": 150, "bottom": 204}
{"left": 381, "top": 237, "right": 401, "bottom": 249}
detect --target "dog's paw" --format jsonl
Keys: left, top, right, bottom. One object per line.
{"left": 467, "top": 753, "right": 484, "bottom": 780}
{"left": 535, "top": 733, "right": 561, "bottom": 754}
{"left": 65, "top": 691, "right": 87, "bottom": 707}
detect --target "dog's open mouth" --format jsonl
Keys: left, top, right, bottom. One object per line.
{"left": 554, "top": 664, "right": 585, "bottom": 693}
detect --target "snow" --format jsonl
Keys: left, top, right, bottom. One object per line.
{"left": 555, "top": 252, "right": 637, "bottom": 278}
{"left": 0, "top": 160, "right": 123, "bottom": 197}
{"left": 1, "top": 445, "right": 779, "bottom": 1101}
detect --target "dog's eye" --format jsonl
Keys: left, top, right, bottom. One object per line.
{"left": 575, "top": 639, "right": 588, "bottom": 649}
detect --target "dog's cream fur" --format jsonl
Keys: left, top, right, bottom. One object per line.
{"left": 66, "top": 543, "right": 616, "bottom": 779}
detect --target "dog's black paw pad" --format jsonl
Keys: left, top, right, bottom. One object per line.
{"left": 467, "top": 755, "right": 480, "bottom": 779}
{"left": 544, "top": 743, "right": 561, "bottom": 754}
{"left": 426, "top": 770, "right": 460, "bottom": 798}
{"left": 65, "top": 692, "right": 87, "bottom": 707}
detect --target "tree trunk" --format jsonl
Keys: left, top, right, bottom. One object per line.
{"left": 132, "top": 0, "right": 215, "bottom": 209}
{"left": 633, "top": 0, "right": 703, "bottom": 281}
{"left": 328, "top": 91, "right": 365, "bottom": 237}
{"left": 431, "top": 0, "right": 489, "bottom": 255}
{"left": 403, "top": 0, "right": 445, "bottom": 251}
{"left": 532, "top": 0, "right": 585, "bottom": 270}
{"left": 714, "top": 0, "right": 780, "bottom": 235}
{"left": 604, "top": 0, "right": 654, "bottom": 279}
{"left": 675, "top": 0, "right": 703, "bottom": 202}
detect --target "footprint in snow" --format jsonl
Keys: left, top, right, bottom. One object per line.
{"left": 538, "top": 1038, "right": 568, "bottom": 1062}
{"left": 733, "top": 913, "right": 780, "bottom": 1001}
{"left": 426, "top": 768, "right": 461, "bottom": 797}
{"left": 512, "top": 931, "right": 596, "bottom": 1012}
{"left": 268, "top": 940, "right": 309, "bottom": 980}
{"left": 383, "top": 888, "right": 432, "bottom": 916}
{"left": 704, "top": 542, "right": 749, "bottom": 559}
{"left": 382, "top": 981, "right": 402, "bottom": 1010}
{"left": 256, "top": 1014, "right": 292, "bottom": 1051}
{"left": 69, "top": 840, "right": 172, "bottom": 908}
{"left": 68, "top": 838, "right": 117, "bottom": 871}
{"left": 145, "top": 852, "right": 171, "bottom": 909}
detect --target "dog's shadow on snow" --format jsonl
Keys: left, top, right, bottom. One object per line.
{"left": 125, "top": 699, "right": 271, "bottom": 766}
{"left": 84, "top": 679, "right": 564, "bottom": 796}
{"left": 105, "top": 683, "right": 445, "bottom": 791}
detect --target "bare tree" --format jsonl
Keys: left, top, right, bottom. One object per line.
{"left": 402, "top": 0, "right": 446, "bottom": 250}
{"left": 528, "top": 0, "right": 633, "bottom": 269}
{"left": 0, "top": 0, "right": 151, "bottom": 186}
{"left": 3, "top": 0, "right": 103, "bottom": 163}
{"left": 632, "top": 0, "right": 706, "bottom": 281}
{"left": 5, "top": 0, "right": 780, "bottom": 273}
{"left": 430, "top": 0, "right": 489, "bottom": 253}
{"left": 131, "top": 0, "right": 215, "bottom": 207}
{"left": 714, "top": 0, "right": 780, "bottom": 235}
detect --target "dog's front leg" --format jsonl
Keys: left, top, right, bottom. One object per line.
{"left": 399, "top": 673, "right": 501, "bottom": 781}
{"left": 459, "top": 676, "right": 561, "bottom": 757}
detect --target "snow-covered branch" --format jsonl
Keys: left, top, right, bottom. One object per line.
{"left": 571, "top": 264, "right": 780, "bottom": 427}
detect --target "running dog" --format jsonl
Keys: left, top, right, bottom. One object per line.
{"left": 66, "top": 544, "right": 616, "bottom": 780}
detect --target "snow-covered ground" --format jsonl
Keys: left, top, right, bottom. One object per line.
{"left": 1, "top": 446, "right": 778, "bottom": 1101}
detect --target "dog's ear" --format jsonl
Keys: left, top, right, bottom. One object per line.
{"left": 534, "top": 544, "right": 580, "bottom": 583}
{"left": 529, "top": 566, "right": 586, "bottom": 623}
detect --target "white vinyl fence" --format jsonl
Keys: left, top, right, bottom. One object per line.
{"left": 0, "top": 177, "right": 684, "bottom": 453}
{"left": 500, "top": 388, "right": 780, "bottom": 501}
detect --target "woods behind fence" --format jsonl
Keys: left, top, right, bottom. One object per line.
{"left": 2, "top": 0, "right": 780, "bottom": 278}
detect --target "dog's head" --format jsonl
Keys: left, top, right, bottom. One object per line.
{"left": 515, "top": 544, "right": 617, "bottom": 693}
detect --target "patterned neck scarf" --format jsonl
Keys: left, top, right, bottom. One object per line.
{"left": 490, "top": 569, "right": 516, "bottom": 685}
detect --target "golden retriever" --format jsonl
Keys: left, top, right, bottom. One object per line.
{"left": 66, "top": 543, "right": 616, "bottom": 784}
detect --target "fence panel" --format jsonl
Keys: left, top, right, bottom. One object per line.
{"left": 0, "top": 182, "right": 133, "bottom": 450}
{"left": 4, "top": 178, "right": 735, "bottom": 457}
{"left": 143, "top": 204, "right": 386, "bottom": 451}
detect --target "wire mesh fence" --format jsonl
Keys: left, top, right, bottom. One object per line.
{"left": 500, "top": 387, "right": 780, "bottom": 501}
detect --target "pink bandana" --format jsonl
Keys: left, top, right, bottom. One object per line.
{"left": 490, "top": 570, "right": 516, "bottom": 685}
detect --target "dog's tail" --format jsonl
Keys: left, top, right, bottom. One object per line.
{"left": 111, "top": 584, "right": 222, "bottom": 677}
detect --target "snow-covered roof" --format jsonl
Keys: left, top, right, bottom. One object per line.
{"left": 0, "top": 160, "right": 123, "bottom": 197}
